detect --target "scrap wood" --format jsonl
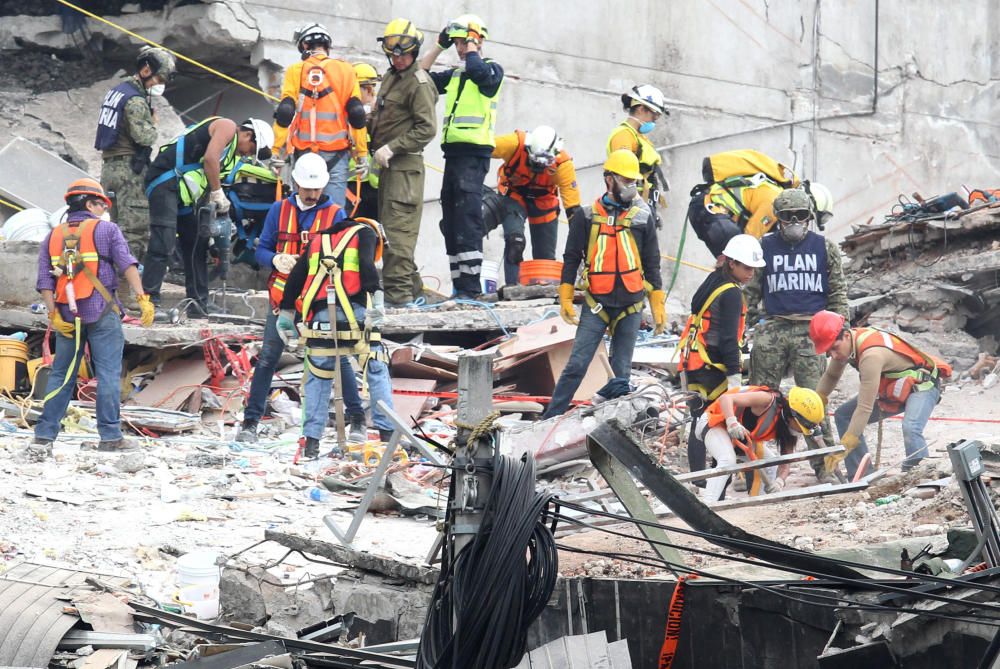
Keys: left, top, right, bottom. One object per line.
{"left": 77, "top": 648, "right": 127, "bottom": 669}
{"left": 23, "top": 487, "right": 102, "bottom": 505}
{"left": 389, "top": 348, "right": 458, "bottom": 381}
{"left": 391, "top": 378, "right": 438, "bottom": 420}
{"left": 131, "top": 357, "right": 211, "bottom": 410}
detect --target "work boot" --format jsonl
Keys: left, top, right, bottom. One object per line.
{"left": 348, "top": 415, "right": 368, "bottom": 444}
{"left": 378, "top": 428, "right": 394, "bottom": 443}
{"left": 302, "top": 436, "right": 321, "bottom": 460}
{"left": 28, "top": 438, "right": 52, "bottom": 461}
{"left": 96, "top": 438, "right": 141, "bottom": 453}
{"left": 235, "top": 420, "right": 259, "bottom": 444}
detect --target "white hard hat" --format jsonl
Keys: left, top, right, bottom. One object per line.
{"left": 807, "top": 181, "right": 834, "bottom": 215}
{"left": 241, "top": 118, "right": 274, "bottom": 161}
{"left": 292, "top": 152, "right": 330, "bottom": 189}
{"left": 295, "top": 23, "right": 332, "bottom": 51}
{"left": 622, "top": 84, "right": 668, "bottom": 116}
{"left": 525, "top": 125, "right": 563, "bottom": 168}
{"left": 722, "top": 234, "right": 766, "bottom": 268}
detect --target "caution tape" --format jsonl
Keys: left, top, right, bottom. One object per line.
{"left": 658, "top": 574, "right": 697, "bottom": 668}
{"left": 388, "top": 388, "right": 589, "bottom": 407}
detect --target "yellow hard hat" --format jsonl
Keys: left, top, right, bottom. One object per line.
{"left": 353, "top": 62, "right": 380, "bottom": 85}
{"left": 787, "top": 386, "right": 825, "bottom": 434}
{"left": 447, "top": 14, "right": 489, "bottom": 41}
{"left": 603, "top": 149, "right": 642, "bottom": 181}
{"left": 379, "top": 18, "right": 423, "bottom": 56}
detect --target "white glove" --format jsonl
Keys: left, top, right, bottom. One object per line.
{"left": 209, "top": 188, "right": 230, "bottom": 215}
{"left": 270, "top": 158, "right": 286, "bottom": 176}
{"left": 726, "top": 416, "right": 750, "bottom": 442}
{"left": 727, "top": 374, "right": 743, "bottom": 390}
{"left": 374, "top": 145, "right": 394, "bottom": 168}
{"left": 354, "top": 156, "right": 370, "bottom": 180}
{"left": 272, "top": 253, "right": 298, "bottom": 274}
{"left": 365, "top": 290, "right": 385, "bottom": 329}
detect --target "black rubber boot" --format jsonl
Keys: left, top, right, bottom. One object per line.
{"left": 236, "top": 420, "right": 259, "bottom": 444}
{"left": 303, "top": 436, "right": 321, "bottom": 460}
{"left": 348, "top": 415, "right": 368, "bottom": 444}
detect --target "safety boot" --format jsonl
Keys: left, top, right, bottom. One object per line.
{"left": 348, "top": 415, "right": 368, "bottom": 444}
{"left": 236, "top": 420, "right": 259, "bottom": 444}
{"left": 378, "top": 428, "right": 394, "bottom": 443}
{"left": 96, "top": 438, "right": 141, "bottom": 452}
{"left": 28, "top": 438, "right": 53, "bottom": 461}
{"left": 302, "top": 436, "right": 321, "bottom": 460}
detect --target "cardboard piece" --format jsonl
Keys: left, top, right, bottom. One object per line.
{"left": 131, "top": 357, "right": 211, "bottom": 410}
{"left": 391, "top": 378, "right": 438, "bottom": 421}
{"left": 390, "top": 348, "right": 458, "bottom": 382}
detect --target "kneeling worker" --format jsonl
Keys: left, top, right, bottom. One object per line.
{"left": 276, "top": 215, "right": 394, "bottom": 458}
{"left": 809, "top": 311, "right": 950, "bottom": 479}
{"left": 541, "top": 150, "right": 665, "bottom": 418}
{"left": 31, "top": 179, "right": 154, "bottom": 458}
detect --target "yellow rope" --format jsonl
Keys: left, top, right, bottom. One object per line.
{"left": 454, "top": 410, "right": 501, "bottom": 452}
{"left": 0, "top": 195, "right": 25, "bottom": 211}
{"left": 662, "top": 254, "right": 713, "bottom": 273}
{"left": 54, "top": 0, "right": 280, "bottom": 102}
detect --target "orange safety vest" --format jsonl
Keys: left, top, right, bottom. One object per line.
{"left": 295, "top": 224, "right": 364, "bottom": 322}
{"left": 705, "top": 385, "right": 781, "bottom": 444}
{"left": 266, "top": 201, "right": 340, "bottom": 308}
{"left": 853, "top": 327, "right": 951, "bottom": 412}
{"left": 290, "top": 54, "right": 354, "bottom": 152}
{"left": 48, "top": 218, "right": 102, "bottom": 304}
{"left": 583, "top": 199, "right": 645, "bottom": 298}
{"left": 498, "top": 129, "right": 568, "bottom": 225}
{"left": 679, "top": 282, "right": 746, "bottom": 376}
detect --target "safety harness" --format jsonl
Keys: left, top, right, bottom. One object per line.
{"left": 677, "top": 281, "right": 745, "bottom": 400}
{"left": 144, "top": 117, "right": 238, "bottom": 214}
{"left": 579, "top": 202, "right": 651, "bottom": 335}
{"left": 854, "top": 328, "right": 951, "bottom": 413}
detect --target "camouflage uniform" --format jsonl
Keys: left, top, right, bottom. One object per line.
{"left": 99, "top": 75, "right": 158, "bottom": 259}
{"left": 746, "top": 236, "right": 848, "bottom": 472}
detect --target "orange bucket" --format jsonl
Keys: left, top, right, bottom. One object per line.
{"left": 518, "top": 259, "right": 563, "bottom": 286}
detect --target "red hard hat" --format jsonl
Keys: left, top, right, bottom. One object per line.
{"left": 65, "top": 178, "right": 112, "bottom": 207}
{"left": 809, "top": 310, "right": 846, "bottom": 354}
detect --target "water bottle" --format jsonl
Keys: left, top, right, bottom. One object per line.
{"left": 306, "top": 486, "right": 332, "bottom": 502}
{"left": 875, "top": 494, "right": 901, "bottom": 506}
{"left": 31, "top": 303, "right": 48, "bottom": 315}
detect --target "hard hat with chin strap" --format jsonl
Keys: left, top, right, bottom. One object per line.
{"left": 525, "top": 125, "right": 563, "bottom": 169}
{"left": 136, "top": 46, "right": 176, "bottom": 81}
{"left": 786, "top": 386, "right": 825, "bottom": 434}
{"left": 603, "top": 149, "right": 642, "bottom": 181}
{"left": 446, "top": 14, "right": 489, "bottom": 41}
{"left": 353, "top": 62, "right": 380, "bottom": 85}
{"left": 292, "top": 152, "right": 330, "bottom": 190}
{"left": 379, "top": 18, "right": 423, "bottom": 56}
{"left": 240, "top": 118, "right": 274, "bottom": 162}
{"left": 804, "top": 181, "right": 834, "bottom": 228}
{"left": 295, "top": 23, "right": 332, "bottom": 52}
{"left": 621, "top": 84, "right": 668, "bottom": 116}
{"left": 65, "top": 178, "right": 112, "bottom": 208}
{"left": 722, "top": 234, "right": 766, "bottom": 268}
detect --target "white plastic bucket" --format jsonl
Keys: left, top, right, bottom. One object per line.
{"left": 173, "top": 583, "right": 220, "bottom": 620}
{"left": 481, "top": 259, "right": 500, "bottom": 294}
{"left": 175, "top": 551, "right": 220, "bottom": 620}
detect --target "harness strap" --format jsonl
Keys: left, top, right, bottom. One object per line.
{"left": 582, "top": 292, "right": 643, "bottom": 335}
{"left": 680, "top": 282, "right": 740, "bottom": 373}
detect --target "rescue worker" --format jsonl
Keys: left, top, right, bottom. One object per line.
{"left": 745, "top": 188, "right": 848, "bottom": 482}
{"left": 142, "top": 117, "right": 274, "bottom": 315}
{"left": 607, "top": 85, "right": 668, "bottom": 223}
{"left": 810, "top": 311, "right": 950, "bottom": 479}
{"left": 541, "top": 150, "right": 665, "bottom": 419}
{"left": 486, "top": 125, "right": 580, "bottom": 285}
{"left": 276, "top": 215, "right": 393, "bottom": 458}
{"left": 420, "top": 14, "right": 504, "bottom": 299}
{"left": 348, "top": 62, "right": 381, "bottom": 220}
{"left": 30, "top": 179, "right": 154, "bottom": 459}
{"left": 687, "top": 148, "right": 834, "bottom": 257}
{"left": 95, "top": 45, "right": 175, "bottom": 257}
{"left": 272, "top": 23, "right": 368, "bottom": 208}
{"left": 678, "top": 234, "right": 765, "bottom": 478}
{"left": 371, "top": 18, "right": 438, "bottom": 307}
{"left": 696, "top": 385, "right": 825, "bottom": 501}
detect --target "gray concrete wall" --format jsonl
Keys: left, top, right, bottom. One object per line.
{"left": 7, "top": 0, "right": 1000, "bottom": 309}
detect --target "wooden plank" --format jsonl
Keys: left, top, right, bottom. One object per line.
{"left": 389, "top": 348, "right": 458, "bottom": 382}
{"left": 588, "top": 439, "right": 686, "bottom": 567}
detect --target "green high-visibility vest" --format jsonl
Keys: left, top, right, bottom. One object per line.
{"left": 442, "top": 65, "right": 501, "bottom": 147}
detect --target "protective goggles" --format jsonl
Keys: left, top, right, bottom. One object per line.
{"left": 776, "top": 208, "right": 813, "bottom": 224}
{"left": 526, "top": 151, "right": 557, "bottom": 169}
{"left": 788, "top": 408, "right": 820, "bottom": 435}
{"left": 379, "top": 34, "right": 419, "bottom": 56}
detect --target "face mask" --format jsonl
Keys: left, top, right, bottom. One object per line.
{"left": 296, "top": 194, "right": 317, "bottom": 211}
{"left": 612, "top": 177, "right": 638, "bottom": 205}
{"left": 779, "top": 222, "right": 808, "bottom": 244}
{"left": 363, "top": 104, "right": 372, "bottom": 114}
{"left": 99, "top": 211, "right": 111, "bottom": 222}
{"left": 149, "top": 83, "right": 165, "bottom": 96}
{"left": 638, "top": 121, "right": 656, "bottom": 134}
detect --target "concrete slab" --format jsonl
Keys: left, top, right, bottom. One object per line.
{"left": 0, "top": 137, "right": 90, "bottom": 213}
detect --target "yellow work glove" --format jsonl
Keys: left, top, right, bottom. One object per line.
{"left": 137, "top": 294, "right": 155, "bottom": 328}
{"left": 649, "top": 289, "right": 667, "bottom": 335}
{"left": 49, "top": 310, "right": 76, "bottom": 337}
{"left": 824, "top": 433, "right": 859, "bottom": 475}
{"left": 558, "top": 283, "right": 578, "bottom": 326}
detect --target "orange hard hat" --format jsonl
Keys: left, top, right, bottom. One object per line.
{"left": 65, "top": 178, "right": 112, "bottom": 207}
{"left": 809, "top": 310, "right": 847, "bottom": 354}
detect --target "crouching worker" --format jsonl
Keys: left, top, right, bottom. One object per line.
{"left": 276, "top": 216, "right": 394, "bottom": 459}
{"left": 30, "top": 179, "right": 154, "bottom": 459}
{"left": 695, "top": 385, "right": 825, "bottom": 501}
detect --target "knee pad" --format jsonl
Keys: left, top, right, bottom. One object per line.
{"left": 504, "top": 232, "right": 526, "bottom": 265}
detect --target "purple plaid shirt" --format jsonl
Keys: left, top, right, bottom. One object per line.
{"left": 36, "top": 211, "right": 139, "bottom": 324}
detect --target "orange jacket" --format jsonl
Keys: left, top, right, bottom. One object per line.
{"left": 49, "top": 218, "right": 101, "bottom": 304}
{"left": 266, "top": 200, "right": 340, "bottom": 308}
{"left": 493, "top": 130, "right": 579, "bottom": 224}
{"left": 705, "top": 386, "right": 781, "bottom": 443}
{"left": 274, "top": 55, "right": 366, "bottom": 155}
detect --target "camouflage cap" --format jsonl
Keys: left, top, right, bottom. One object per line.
{"left": 773, "top": 188, "right": 813, "bottom": 215}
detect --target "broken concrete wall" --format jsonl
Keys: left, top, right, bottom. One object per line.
{"left": 5, "top": 1, "right": 1000, "bottom": 303}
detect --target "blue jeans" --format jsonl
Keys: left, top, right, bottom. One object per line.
{"left": 243, "top": 309, "right": 284, "bottom": 424}
{"left": 35, "top": 310, "right": 125, "bottom": 442}
{"left": 835, "top": 385, "right": 941, "bottom": 478}
{"left": 542, "top": 306, "right": 641, "bottom": 418}
{"left": 321, "top": 149, "right": 350, "bottom": 208}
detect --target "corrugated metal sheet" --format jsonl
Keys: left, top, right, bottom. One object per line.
{"left": 0, "top": 562, "right": 130, "bottom": 668}
{"left": 516, "top": 631, "right": 632, "bottom": 669}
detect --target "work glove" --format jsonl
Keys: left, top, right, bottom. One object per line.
{"left": 764, "top": 477, "right": 785, "bottom": 494}
{"left": 649, "top": 288, "right": 667, "bottom": 335}
{"left": 725, "top": 416, "right": 750, "bottom": 442}
{"left": 208, "top": 188, "right": 231, "bottom": 215}
{"left": 137, "top": 294, "right": 155, "bottom": 328}
{"left": 354, "top": 156, "right": 370, "bottom": 180}
{"left": 374, "top": 145, "right": 394, "bottom": 169}
{"left": 726, "top": 373, "right": 743, "bottom": 390}
{"left": 437, "top": 27, "right": 452, "bottom": 49}
{"left": 558, "top": 283, "right": 578, "bottom": 326}
{"left": 272, "top": 253, "right": 298, "bottom": 275}
{"left": 276, "top": 309, "right": 297, "bottom": 345}
{"left": 823, "top": 433, "right": 859, "bottom": 476}
{"left": 270, "top": 158, "right": 286, "bottom": 176}
{"left": 365, "top": 290, "right": 385, "bottom": 329}
{"left": 49, "top": 310, "right": 75, "bottom": 337}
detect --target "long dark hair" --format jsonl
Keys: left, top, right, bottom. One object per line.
{"left": 775, "top": 394, "right": 799, "bottom": 454}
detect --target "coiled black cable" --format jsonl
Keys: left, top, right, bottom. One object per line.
{"left": 417, "top": 453, "right": 558, "bottom": 669}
